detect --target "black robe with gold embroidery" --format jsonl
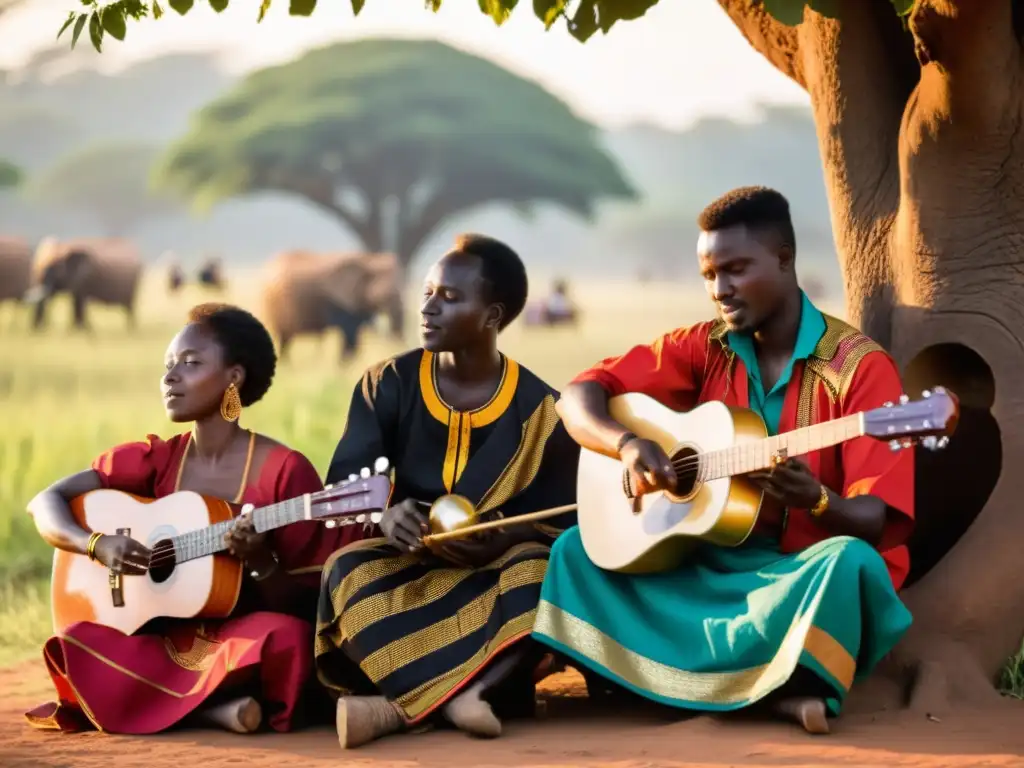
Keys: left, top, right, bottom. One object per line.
{"left": 314, "top": 348, "right": 579, "bottom": 723}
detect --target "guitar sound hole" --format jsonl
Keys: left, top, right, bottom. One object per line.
{"left": 670, "top": 446, "right": 700, "bottom": 498}
{"left": 149, "top": 540, "right": 176, "bottom": 584}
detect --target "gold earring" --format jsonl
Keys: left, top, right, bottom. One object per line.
{"left": 220, "top": 382, "right": 242, "bottom": 422}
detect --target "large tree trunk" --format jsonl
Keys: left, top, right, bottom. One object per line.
{"left": 719, "top": 0, "right": 1024, "bottom": 715}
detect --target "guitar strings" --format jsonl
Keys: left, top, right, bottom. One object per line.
{"left": 139, "top": 483, "right": 382, "bottom": 571}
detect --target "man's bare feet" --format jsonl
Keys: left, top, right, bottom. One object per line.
{"left": 776, "top": 697, "right": 830, "bottom": 734}
{"left": 443, "top": 684, "right": 502, "bottom": 738}
{"left": 202, "top": 696, "right": 262, "bottom": 734}
{"left": 336, "top": 695, "right": 403, "bottom": 749}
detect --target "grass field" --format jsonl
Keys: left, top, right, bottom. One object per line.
{"left": 2, "top": 272, "right": 1020, "bottom": 692}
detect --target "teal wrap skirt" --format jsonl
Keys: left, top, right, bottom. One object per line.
{"left": 532, "top": 528, "right": 912, "bottom": 715}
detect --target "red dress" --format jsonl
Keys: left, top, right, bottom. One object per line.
{"left": 25, "top": 433, "right": 365, "bottom": 734}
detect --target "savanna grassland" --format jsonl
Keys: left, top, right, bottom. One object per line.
{"left": 1, "top": 271, "right": 768, "bottom": 665}
{"left": 4, "top": 273, "right": 1022, "bottom": 694}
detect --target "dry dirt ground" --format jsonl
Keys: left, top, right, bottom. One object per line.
{"left": 3, "top": 662, "right": 1024, "bottom": 768}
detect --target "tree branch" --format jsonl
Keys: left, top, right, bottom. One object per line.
{"left": 909, "top": 0, "right": 1021, "bottom": 127}
{"left": 716, "top": 0, "right": 806, "bottom": 89}
{"left": 799, "top": 0, "right": 918, "bottom": 248}
{"left": 266, "top": 174, "right": 384, "bottom": 251}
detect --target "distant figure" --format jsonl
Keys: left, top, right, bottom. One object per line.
{"left": 167, "top": 258, "right": 185, "bottom": 294}
{"left": 524, "top": 278, "right": 578, "bottom": 328}
{"left": 197, "top": 255, "right": 225, "bottom": 291}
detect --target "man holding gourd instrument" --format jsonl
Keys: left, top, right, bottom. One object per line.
{"left": 313, "top": 234, "right": 579, "bottom": 749}
{"left": 531, "top": 187, "right": 919, "bottom": 735}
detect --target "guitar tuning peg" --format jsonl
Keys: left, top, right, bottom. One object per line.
{"left": 241, "top": 503, "right": 255, "bottom": 516}
{"left": 373, "top": 456, "right": 390, "bottom": 474}
{"left": 355, "top": 514, "right": 366, "bottom": 523}
{"left": 889, "top": 439, "right": 902, "bottom": 452}
{"left": 325, "top": 483, "right": 334, "bottom": 490}
{"left": 922, "top": 389, "right": 932, "bottom": 398}
{"left": 898, "top": 394, "right": 909, "bottom": 404}
{"left": 360, "top": 467, "right": 371, "bottom": 478}
{"left": 937, "top": 435, "right": 949, "bottom": 449}
{"left": 370, "top": 511, "right": 383, "bottom": 524}
{"left": 324, "top": 520, "right": 337, "bottom": 528}
{"left": 884, "top": 401, "right": 894, "bottom": 408}
{"left": 348, "top": 473, "right": 358, "bottom": 482}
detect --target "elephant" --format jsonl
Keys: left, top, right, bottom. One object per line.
{"left": 259, "top": 249, "right": 404, "bottom": 363}
{"left": 28, "top": 237, "right": 142, "bottom": 331}
{"left": 0, "top": 236, "right": 32, "bottom": 304}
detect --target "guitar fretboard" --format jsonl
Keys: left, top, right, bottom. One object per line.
{"left": 694, "top": 413, "right": 864, "bottom": 481}
{"left": 168, "top": 492, "right": 365, "bottom": 565}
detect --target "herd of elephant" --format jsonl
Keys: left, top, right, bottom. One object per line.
{"left": 0, "top": 236, "right": 405, "bottom": 362}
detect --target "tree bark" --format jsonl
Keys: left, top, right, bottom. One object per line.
{"left": 717, "top": 0, "right": 1024, "bottom": 714}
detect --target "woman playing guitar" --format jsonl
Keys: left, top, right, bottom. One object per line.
{"left": 24, "top": 303, "right": 364, "bottom": 735}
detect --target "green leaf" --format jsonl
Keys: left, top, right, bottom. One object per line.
{"left": 209, "top": 0, "right": 229, "bottom": 11}
{"left": 152, "top": 0, "right": 164, "bottom": 19}
{"left": 88, "top": 11, "right": 104, "bottom": 52}
{"left": 595, "top": 0, "right": 659, "bottom": 33}
{"left": 101, "top": 7, "right": 127, "bottom": 40}
{"left": 808, "top": 0, "right": 838, "bottom": 18}
{"left": 890, "top": 0, "right": 913, "bottom": 15}
{"left": 70, "top": 14, "right": 87, "bottom": 48}
{"left": 761, "top": 0, "right": 806, "bottom": 27}
{"left": 568, "top": 0, "right": 598, "bottom": 41}
{"left": 478, "top": 0, "right": 516, "bottom": 25}
{"left": 257, "top": 0, "right": 271, "bottom": 21}
{"left": 533, "top": 0, "right": 566, "bottom": 29}
{"left": 350, "top": 0, "right": 365, "bottom": 14}
{"left": 289, "top": 0, "right": 317, "bottom": 16}
{"left": 167, "top": 0, "right": 193, "bottom": 15}
{"left": 57, "top": 11, "right": 77, "bottom": 40}
{"left": 425, "top": 0, "right": 443, "bottom": 12}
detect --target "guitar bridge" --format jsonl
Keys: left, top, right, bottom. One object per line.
{"left": 109, "top": 526, "right": 129, "bottom": 609}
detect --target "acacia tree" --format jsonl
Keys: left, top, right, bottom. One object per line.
{"left": 55, "top": 0, "right": 1024, "bottom": 716}
{"left": 30, "top": 142, "right": 180, "bottom": 235}
{"left": 153, "top": 39, "right": 636, "bottom": 330}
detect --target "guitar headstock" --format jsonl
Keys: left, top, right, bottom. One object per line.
{"left": 862, "top": 386, "right": 960, "bottom": 452}
{"left": 315, "top": 457, "right": 392, "bottom": 527}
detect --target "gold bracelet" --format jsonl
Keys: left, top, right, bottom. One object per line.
{"left": 86, "top": 532, "right": 104, "bottom": 561}
{"left": 810, "top": 485, "right": 830, "bottom": 518}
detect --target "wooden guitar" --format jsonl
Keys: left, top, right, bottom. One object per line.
{"left": 577, "top": 387, "right": 959, "bottom": 575}
{"left": 51, "top": 464, "right": 392, "bottom": 636}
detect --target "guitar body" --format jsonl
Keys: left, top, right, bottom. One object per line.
{"left": 51, "top": 489, "right": 242, "bottom": 636}
{"left": 577, "top": 395, "right": 768, "bottom": 574}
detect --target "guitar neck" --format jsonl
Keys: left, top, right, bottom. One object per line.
{"left": 698, "top": 413, "right": 865, "bottom": 482}
{"left": 170, "top": 495, "right": 317, "bottom": 565}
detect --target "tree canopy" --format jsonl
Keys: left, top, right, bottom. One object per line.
{"left": 154, "top": 38, "right": 635, "bottom": 265}
{"left": 57, "top": 0, "right": 916, "bottom": 53}
{"left": 0, "top": 159, "right": 21, "bottom": 189}
{"left": 29, "top": 142, "right": 180, "bottom": 235}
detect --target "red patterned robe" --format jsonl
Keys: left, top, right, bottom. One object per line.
{"left": 25, "top": 433, "right": 364, "bottom": 734}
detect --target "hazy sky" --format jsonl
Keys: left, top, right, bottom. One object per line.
{"left": 1, "top": 0, "right": 809, "bottom": 129}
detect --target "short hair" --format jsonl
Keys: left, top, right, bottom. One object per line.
{"left": 697, "top": 186, "right": 796, "bottom": 252}
{"left": 453, "top": 233, "right": 528, "bottom": 330}
{"left": 187, "top": 303, "right": 277, "bottom": 407}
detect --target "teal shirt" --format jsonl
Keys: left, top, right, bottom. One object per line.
{"left": 726, "top": 292, "right": 826, "bottom": 436}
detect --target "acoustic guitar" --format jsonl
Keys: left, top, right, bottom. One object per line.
{"left": 577, "top": 387, "right": 959, "bottom": 574}
{"left": 51, "top": 463, "right": 392, "bottom": 636}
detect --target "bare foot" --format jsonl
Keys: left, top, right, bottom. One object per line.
{"left": 443, "top": 686, "right": 502, "bottom": 738}
{"left": 776, "top": 697, "right": 830, "bottom": 734}
{"left": 202, "top": 696, "right": 262, "bottom": 734}
{"left": 336, "top": 695, "right": 403, "bottom": 749}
